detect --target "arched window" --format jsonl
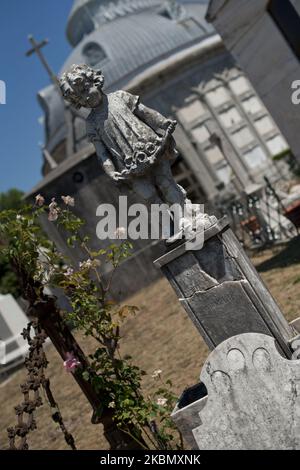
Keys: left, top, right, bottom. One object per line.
{"left": 82, "top": 42, "right": 107, "bottom": 67}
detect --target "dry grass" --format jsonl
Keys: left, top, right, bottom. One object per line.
{"left": 0, "top": 239, "right": 300, "bottom": 450}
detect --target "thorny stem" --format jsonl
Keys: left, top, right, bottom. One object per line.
{"left": 179, "top": 430, "right": 185, "bottom": 450}
{"left": 127, "top": 409, "right": 161, "bottom": 450}
{"left": 79, "top": 239, "right": 125, "bottom": 379}
{"left": 80, "top": 240, "right": 106, "bottom": 298}
{"left": 118, "top": 427, "right": 149, "bottom": 451}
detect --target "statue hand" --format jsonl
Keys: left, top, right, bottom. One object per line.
{"left": 112, "top": 171, "right": 129, "bottom": 182}
{"left": 166, "top": 120, "right": 177, "bottom": 134}
{"left": 149, "top": 155, "right": 157, "bottom": 165}
{"left": 112, "top": 172, "right": 125, "bottom": 182}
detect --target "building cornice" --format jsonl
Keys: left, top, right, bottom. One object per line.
{"left": 124, "top": 33, "right": 223, "bottom": 93}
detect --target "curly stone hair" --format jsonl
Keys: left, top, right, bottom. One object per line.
{"left": 59, "top": 64, "right": 105, "bottom": 109}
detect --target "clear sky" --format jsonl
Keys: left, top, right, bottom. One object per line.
{"left": 0, "top": 0, "right": 74, "bottom": 194}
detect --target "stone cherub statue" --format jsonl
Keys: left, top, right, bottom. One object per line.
{"left": 60, "top": 64, "right": 211, "bottom": 242}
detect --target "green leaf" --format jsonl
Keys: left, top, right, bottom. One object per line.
{"left": 82, "top": 370, "right": 90, "bottom": 381}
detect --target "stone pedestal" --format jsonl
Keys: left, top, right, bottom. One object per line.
{"left": 154, "top": 217, "right": 295, "bottom": 357}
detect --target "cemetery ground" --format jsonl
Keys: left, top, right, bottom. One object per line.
{"left": 0, "top": 237, "right": 300, "bottom": 450}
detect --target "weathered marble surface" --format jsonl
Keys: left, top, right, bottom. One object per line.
{"left": 155, "top": 218, "right": 295, "bottom": 355}
{"left": 60, "top": 66, "right": 183, "bottom": 199}
{"left": 60, "top": 63, "right": 208, "bottom": 239}
{"left": 193, "top": 332, "right": 300, "bottom": 450}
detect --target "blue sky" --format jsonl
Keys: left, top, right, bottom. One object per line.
{"left": 0, "top": 0, "right": 74, "bottom": 193}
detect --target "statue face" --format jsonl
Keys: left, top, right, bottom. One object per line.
{"left": 60, "top": 65, "right": 105, "bottom": 109}
{"left": 83, "top": 85, "right": 103, "bottom": 108}
{"left": 69, "top": 79, "right": 103, "bottom": 108}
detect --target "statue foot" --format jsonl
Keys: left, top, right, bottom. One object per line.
{"left": 165, "top": 229, "right": 185, "bottom": 246}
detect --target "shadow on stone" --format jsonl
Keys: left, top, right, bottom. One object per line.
{"left": 255, "top": 235, "right": 300, "bottom": 272}
{"left": 177, "top": 382, "right": 208, "bottom": 409}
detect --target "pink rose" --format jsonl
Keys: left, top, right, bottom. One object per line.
{"left": 61, "top": 195, "right": 75, "bottom": 206}
{"left": 63, "top": 352, "right": 81, "bottom": 373}
{"left": 35, "top": 194, "right": 45, "bottom": 207}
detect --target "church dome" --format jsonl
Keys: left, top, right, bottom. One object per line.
{"left": 39, "top": 0, "right": 215, "bottom": 168}
{"left": 63, "top": 2, "right": 214, "bottom": 90}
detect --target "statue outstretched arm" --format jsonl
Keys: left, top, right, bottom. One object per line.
{"left": 93, "top": 139, "right": 115, "bottom": 177}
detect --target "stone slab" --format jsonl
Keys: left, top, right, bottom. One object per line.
{"left": 193, "top": 332, "right": 300, "bottom": 449}
{"left": 182, "top": 280, "right": 271, "bottom": 347}
{"left": 156, "top": 220, "right": 294, "bottom": 356}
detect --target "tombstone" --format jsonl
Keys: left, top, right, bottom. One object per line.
{"left": 154, "top": 216, "right": 300, "bottom": 448}
{"left": 190, "top": 332, "right": 300, "bottom": 450}
{"left": 154, "top": 217, "right": 295, "bottom": 356}
{"left": 0, "top": 294, "right": 29, "bottom": 373}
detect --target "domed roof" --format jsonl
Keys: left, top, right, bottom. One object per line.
{"left": 67, "top": 0, "right": 105, "bottom": 47}
{"left": 63, "top": 3, "right": 214, "bottom": 90}
{"left": 67, "top": 0, "right": 162, "bottom": 47}
{"left": 39, "top": 0, "right": 215, "bottom": 159}
{"left": 69, "top": 0, "right": 95, "bottom": 17}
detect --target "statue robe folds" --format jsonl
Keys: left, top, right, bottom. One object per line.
{"left": 86, "top": 90, "right": 177, "bottom": 176}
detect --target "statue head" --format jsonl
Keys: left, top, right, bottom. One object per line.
{"left": 59, "top": 64, "right": 105, "bottom": 109}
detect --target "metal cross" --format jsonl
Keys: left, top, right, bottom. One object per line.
{"left": 26, "top": 35, "right": 59, "bottom": 88}
{"left": 26, "top": 35, "right": 75, "bottom": 157}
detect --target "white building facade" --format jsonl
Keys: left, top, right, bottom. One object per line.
{"left": 207, "top": 0, "right": 300, "bottom": 165}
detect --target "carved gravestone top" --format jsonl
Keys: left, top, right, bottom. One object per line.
{"left": 193, "top": 332, "right": 300, "bottom": 450}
